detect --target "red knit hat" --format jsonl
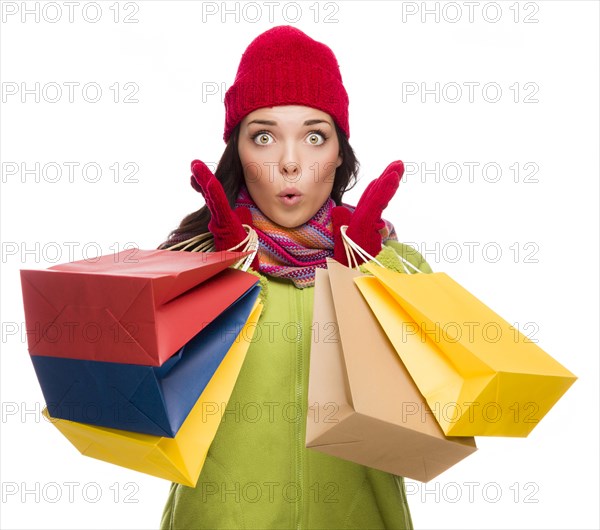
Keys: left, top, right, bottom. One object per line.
{"left": 223, "top": 25, "right": 350, "bottom": 143}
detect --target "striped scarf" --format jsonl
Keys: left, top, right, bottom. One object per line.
{"left": 234, "top": 184, "right": 398, "bottom": 289}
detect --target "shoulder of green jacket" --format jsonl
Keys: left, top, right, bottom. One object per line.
{"left": 358, "top": 240, "right": 434, "bottom": 274}
{"left": 241, "top": 267, "right": 269, "bottom": 315}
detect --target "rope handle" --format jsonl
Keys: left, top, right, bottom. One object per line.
{"left": 164, "top": 225, "right": 259, "bottom": 273}
{"left": 228, "top": 224, "right": 259, "bottom": 272}
{"left": 340, "top": 225, "right": 423, "bottom": 274}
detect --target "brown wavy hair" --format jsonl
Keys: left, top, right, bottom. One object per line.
{"left": 157, "top": 120, "right": 360, "bottom": 250}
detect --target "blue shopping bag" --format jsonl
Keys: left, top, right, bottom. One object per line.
{"left": 30, "top": 283, "right": 261, "bottom": 437}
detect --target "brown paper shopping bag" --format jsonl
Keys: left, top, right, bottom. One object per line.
{"left": 306, "top": 259, "right": 476, "bottom": 482}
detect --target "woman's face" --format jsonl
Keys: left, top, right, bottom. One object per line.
{"left": 238, "top": 105, "right": 343, "bottom": 228}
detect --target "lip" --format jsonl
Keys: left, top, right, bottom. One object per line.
{"left": 278, "top": 195, "right": 302, "bottom": 206}
{"left": 277, "top": 187, "right": 302, "bottom": 197}
{"left": 277, "top": 187, "right": 303, "bottom": 206}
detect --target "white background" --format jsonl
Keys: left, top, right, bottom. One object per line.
{"left": 1, "top": 1, "right": 598, "bottom": 529}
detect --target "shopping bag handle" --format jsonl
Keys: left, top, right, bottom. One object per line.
{"left": 340, "top": 225, "right": 422, "bottom": 274}
{"left": 225, "top": 224, "right": 259, "bottom": 273}
{"left": 162, "top": 225, "right": 259, "bottom": 273}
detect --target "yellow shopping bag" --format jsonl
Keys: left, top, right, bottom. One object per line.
{"left": 355, "top": 262, "right": 577, "bottom": 437}
{"left": 43, "top": 299, "right": 263, "bottom": 486}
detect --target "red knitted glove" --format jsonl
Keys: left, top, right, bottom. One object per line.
{"left": 332, "top": 160, "right": 404, "bottom": 266}
{"left": 190, "top": 159, "right": 260, "bottom": 271}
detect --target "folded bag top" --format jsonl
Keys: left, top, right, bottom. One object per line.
{"left": 20, "top": 248, "right": 257, "bottom": 366}
{"left": 365, "top": 266, "right": 575, "bottom": 376}
{"left": 44, "top": 248, "right": 252, "bottom": 304}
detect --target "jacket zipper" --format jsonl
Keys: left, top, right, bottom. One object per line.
{"left": 295, "top": 284, "right": 305, "bottom": 530}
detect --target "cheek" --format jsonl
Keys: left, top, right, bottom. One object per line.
{"left": 243, "top": 164, "right": 260, "bottom": 185}
{"left": 309, "top": 149, "right": 339, "bottom": 191}
{"left": 240, "top": 148, "right": 273, "bottom": 187}
{"left": 241, "top": 159, "right": 273, "bottom": 207}
{"left": 240, "top": 152, "right": 263, "bottom": 187}
{"left": 313, "top": 146, "right": 340, "bottom": 179}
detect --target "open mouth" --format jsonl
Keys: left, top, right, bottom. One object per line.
{"left": 279, "top": 194, "right": 302, "bottom": 206}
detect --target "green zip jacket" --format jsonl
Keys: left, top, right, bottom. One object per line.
{"left": 161, "top": 240, "right": 433, "bottom": 530}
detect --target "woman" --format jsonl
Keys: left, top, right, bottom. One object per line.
{"left": 158, "top": 25, "right": 432, "bottom": 530}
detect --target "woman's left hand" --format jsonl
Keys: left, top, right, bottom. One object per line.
{"left": 332, "top": 160, "right": 404, "bottom": 266}
{"left": 190, "top": 159, "right": 260, "bottom": 271}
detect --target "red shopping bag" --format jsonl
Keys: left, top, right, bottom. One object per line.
{"left": 20, "top": 248, "right": 257, "bottom": 366}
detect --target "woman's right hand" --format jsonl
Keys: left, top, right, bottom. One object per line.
{"left": 190, "top": 160, "right": 259, "bottom": 270}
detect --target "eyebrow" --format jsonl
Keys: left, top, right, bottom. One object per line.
{"left": 246, "top": 119, "right": 332, "bottom": 127}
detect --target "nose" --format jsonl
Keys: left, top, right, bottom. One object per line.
{"left": 279, "top": 145, "right": 301, "bottom": 182}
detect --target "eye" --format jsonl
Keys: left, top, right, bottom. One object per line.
{"left": 252, "top": 131, "right": 274, "bottom": 145}
{"left": 306, "top": 129, "right": 328, "bottom": 146}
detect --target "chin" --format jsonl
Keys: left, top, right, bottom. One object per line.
{"left": 270, "top": 212, "right": 309, "bottom": 229}
{"left": 276, "top": 219, "right": 305, "bottom": 229}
